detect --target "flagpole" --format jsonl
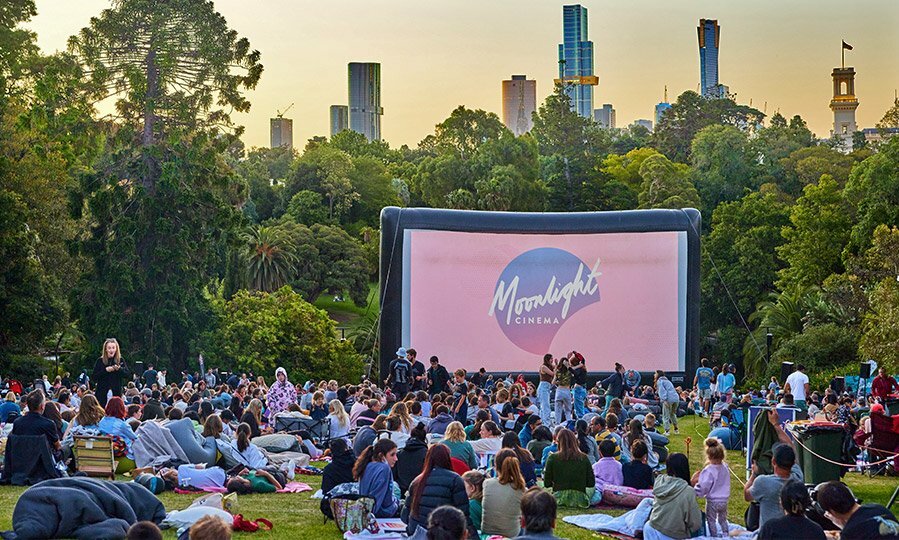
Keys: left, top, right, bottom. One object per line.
{"left": 842, "top": 40, "right": 845, "bottom": 69}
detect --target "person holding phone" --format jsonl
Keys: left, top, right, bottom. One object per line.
{"left": 93, "top": 338, "right": 129, "bottom": 407}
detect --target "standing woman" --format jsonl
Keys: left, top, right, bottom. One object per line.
{"left": 537, "top": 354, "right": 555, "bottom": 426}
{"left": 93, "top": 338, "right": 129, "bottom": 407}
{"left": 266, "top": 367, "right": 297, "bottom": 417}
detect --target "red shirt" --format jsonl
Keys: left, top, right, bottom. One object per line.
{"left": 871, "top": 374, "right": 898, "bottom": 399}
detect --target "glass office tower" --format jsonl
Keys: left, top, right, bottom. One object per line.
{"left": 557, "top": 5, "right": 596, "bottom": 118}
{"left": 697, "top": 19, "right": 721, "bottom": 98}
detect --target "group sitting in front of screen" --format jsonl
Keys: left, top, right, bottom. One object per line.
{"left": 2, "top": 341, "right": 898, "bottom": 540}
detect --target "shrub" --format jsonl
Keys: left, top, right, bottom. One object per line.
{"left": 202, "top": 287, "right": 363, "bottom": 383}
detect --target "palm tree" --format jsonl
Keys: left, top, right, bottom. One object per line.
{"left": 743, "top": 287, "right": 810, "bottom": 378}
{"left": 241, "top": 225, "right": 298, "bottom": 293}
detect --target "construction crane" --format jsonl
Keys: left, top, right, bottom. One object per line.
{"left": 276, "top": 103, "right": 294, "bottom": 119}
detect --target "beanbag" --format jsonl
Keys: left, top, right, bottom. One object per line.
{"left": 709, "top": 427, "right": 741, "bottom": 450}
{"left": 251, "top": 433, "right": 300, "bottom": 453}
{"left": 600, "top": 485, "right": 654, "bottom": 508}
{"left": 167, "top": 418, "right": 217, "bottom": 467}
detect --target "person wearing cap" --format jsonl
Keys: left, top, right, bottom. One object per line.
{"left": 386, "top": 347, "right": 412, "bottom": 398}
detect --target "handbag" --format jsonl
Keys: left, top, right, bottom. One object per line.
{"left": 329, "top": 495, "right": 379, "bottom": 534}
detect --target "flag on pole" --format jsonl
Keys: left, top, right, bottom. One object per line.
{"left": 842, "top": 41, "right": 853, "bottom": 50}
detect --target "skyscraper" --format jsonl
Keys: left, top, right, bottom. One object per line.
{"left": 330, "top": 105, "right": 348, "bottom": 137}
{"left": 348, "top": 62, "right": 382, "bottom": 141}
{"left": 270, "top": 118, "right": 293, "bottom": 149}
{"left": 655, "top": 86, "right": 672, "bottom": 126}
{"left": 830, "top": 66, "right": 859, "bottom": 151}
{"left": 594, "top": 104, "right": 616, "bottom": 129}
{"left": 697, "top": 19, "right": 722, "bottom": 98}
{"left": 502, "top": 75, "right": 537, "bottom": 136}
{"left": 556, "top": 5, "right": 598, "bottom": 118}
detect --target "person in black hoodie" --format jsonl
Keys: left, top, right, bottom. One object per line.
{"left": 141, "top": 390, "right": 166, "bottom": 420}
{"left": 401, "top": 443, "right": 477, "bottom": 538}
{"left": 320, "top": 438, "right": 357, "bottom": 518}
{"left": 322, "top": 438, "right": 356, "bottom": 492}
{"left": 92, "top": 338, "right": 130, "bottom": 407}
{"left": 394, "top": 423, "right": 428, "bottom": 497}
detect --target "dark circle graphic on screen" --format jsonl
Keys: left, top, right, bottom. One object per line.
{"left": 489, "top": 247, "right": 601, "bottom": 355}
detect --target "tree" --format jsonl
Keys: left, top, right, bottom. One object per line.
{"left": 776, "top": 175, "right": 852, "bottom": 289}
{"left": 299, "top": 145, "right": 358, "bottom": 221}
{"left": 235, "top": 146, "right": 294, "bottom": 221}
{"left": 747, "top": 113, "right": 815, "bottom": 194}
{"left": 423, "top": 106, "right": 507, "bottom": 161}
{"left": 876, "top": 96, "right": 899, "bottom": 131}
{"left": 276, "top": 221, "right": 369, "bottom": 306}
{"left": 843, "top": 136, "right": 899, "bottom": 255}
{"left": 636, "top": 154, "right": 700, "bottom": 209}
{"left": 0, "top": 190, "right": 63, "bottom": 352}
{"left": 286, "top": 190, "right": 329, "bottom": 226}
{"left": 68, "top": 0, "right": 262, "bottom": 370}
{"left": 701, "top": 188, "right": 791, "bottom": 359}
{"left": 530, "top": 84, "right": 601, "bottom": 211}
{"left": 743, "top": 287, "right": 810, "bottom": 377}
{"left": 600, "top": 147, "right": 661, "bottom": 195}
{"left": 779, "top": 146, "right": 857, "bottom": 190}
{"left": 241, "top": 225, "right": 297, "bottom": 292}
{"left": 690, "top": 124, "right": 753, "bottom": 214}
{"left": 346, "top": 155, "right": 401, "bottom": 227}
{"left": 771, "top": 323, "right": 858, "bottom": 376}
{"left": 652, "top": 91, "right": 764, "bottom": 163}
{"left": 203, "top": 287, "right": 363, "bottom": 382}
{"left": 859, "top": 277, "right": 899, "bottom": 371}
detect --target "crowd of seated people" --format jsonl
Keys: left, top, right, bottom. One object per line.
{"left": 1, "top": 352, "right": 898, "bottom": 540}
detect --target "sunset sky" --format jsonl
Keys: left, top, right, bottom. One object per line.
{"left": 29, "top": 0, "right": 899, "bottom": 150}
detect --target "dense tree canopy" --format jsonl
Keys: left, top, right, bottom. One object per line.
{"left": 4, "top": 0, "right": 899, "bottom": 384}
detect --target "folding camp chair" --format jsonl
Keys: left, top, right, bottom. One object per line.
{"left": 73, "top": 435, "right": 116, "bottom": 479}
{"left": 866, "top": 412, "right": 899, "bottom": 477}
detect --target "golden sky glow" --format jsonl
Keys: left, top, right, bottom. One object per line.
{"left": 29, "top": 0, "right": 899, "bottom": 149}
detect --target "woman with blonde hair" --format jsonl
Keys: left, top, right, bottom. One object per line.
{"left": 440, "top": 421, "right": 477, "bottom": 469}
{"left": 327, "top": 399, "right": 351, "bottom": 440}
{"left": 390, "top": 401, "right": 414, "bottom": 434}
{"left": 239, "top": 398, "right": 266, "bottom": 438}
{"left": 92, "top": 338, "right": 129, "bottom": 406}
{"left": 481, "top": 448, "right": 526, "bottom": 538}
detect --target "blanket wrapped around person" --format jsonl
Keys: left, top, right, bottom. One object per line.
{"left": 1, "top": 477, "right": 166, "bottom": 540}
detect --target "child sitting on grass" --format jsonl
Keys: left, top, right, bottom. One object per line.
{"left": 593, "top": 439, "right": 623, "bottom": 489}
{"left": 621, "top": 439, "right": 653, "bottom": 490}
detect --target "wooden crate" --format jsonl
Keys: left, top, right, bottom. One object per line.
{"left": 73, "top": 435, "right": 115, "bottom": 479}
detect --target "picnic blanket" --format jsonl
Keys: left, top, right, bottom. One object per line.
{"left": 563, "top": 498, "right": 754, "bottom": 540}
{"left": 132, "top": 421, "right": 190, "bottom": 469}
{"left": 2, "top": 477, "right": 166, "bottom": 540}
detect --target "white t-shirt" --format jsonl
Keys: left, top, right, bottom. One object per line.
{"left": 785, "top": 371, "right": 809, "bottom": 401}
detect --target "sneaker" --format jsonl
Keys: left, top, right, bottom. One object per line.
{"left": 674, "top": 428, "right": 679, "bottom": 434}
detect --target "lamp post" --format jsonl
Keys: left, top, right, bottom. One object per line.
{"left": 765, "top": 327, "right": 773, "bottom": 365}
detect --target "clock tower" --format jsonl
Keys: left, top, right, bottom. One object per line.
{"left": 830, "top": 67, "right": 858, "bottom": 152}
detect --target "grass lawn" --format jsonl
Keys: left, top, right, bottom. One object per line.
{"left": 0, "top": 418, "right": 895, "bottom": 538}
{"left": 313, "top": 282, "right": 378, "bottom": 326}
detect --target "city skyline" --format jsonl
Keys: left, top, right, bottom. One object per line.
{"left": 28, "top": 0, "right": 899, "bottom": 149}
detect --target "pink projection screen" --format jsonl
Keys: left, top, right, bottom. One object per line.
{"left": 401, "top": 230, "right": 687, "bottom": 374}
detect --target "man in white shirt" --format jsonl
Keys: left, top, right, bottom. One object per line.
{"left": 784, "top": 364, "right": 810, "bottom": 410}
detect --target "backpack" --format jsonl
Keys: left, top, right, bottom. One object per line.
{"left": 393, "top": 361, "right": 410, "bottom": 385}
{"left": 330, "top": 495, "right": 379, "bottom": 535}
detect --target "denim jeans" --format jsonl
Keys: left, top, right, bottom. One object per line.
{"left": 555, "top": 387, "right": 573, "bottom": 425}
{"left": 537, "top": 381, "right": 552, "bottom": 426}
{"left": 573, "top": 385, "right": 587, "bottom": 418}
